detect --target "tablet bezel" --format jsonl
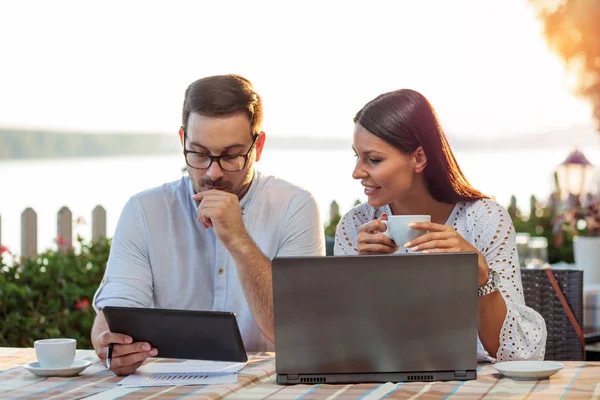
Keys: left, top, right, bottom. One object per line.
{"left": 102, "top": 306, "right": 248, "bottom": 362}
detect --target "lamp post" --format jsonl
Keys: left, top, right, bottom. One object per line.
{"left": 555, "top": 149, "right": 594, "bottom": 208}
{"left": 555, "top": 149, "right": 600, "bottom": 286}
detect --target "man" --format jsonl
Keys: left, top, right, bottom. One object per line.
{"left": 91, "top": 74, "right": 325, "bottom": 376}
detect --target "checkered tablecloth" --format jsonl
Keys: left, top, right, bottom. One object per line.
{"left": 2, "top": 347, "right": 600, "bottom": 399}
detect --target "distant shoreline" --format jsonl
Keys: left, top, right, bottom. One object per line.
{"left": 1, "top": 126, "right": 598, "bottom": 160}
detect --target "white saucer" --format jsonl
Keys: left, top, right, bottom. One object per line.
{"left": 493, "top": 360, "right": 564, "bottom": 380}
{"left": 23, "top": 359, "right": 92, "bottom": 377}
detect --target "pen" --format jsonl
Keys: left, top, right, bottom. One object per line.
{"left": 106, "top": 343, "right": 114, "bottom": 369}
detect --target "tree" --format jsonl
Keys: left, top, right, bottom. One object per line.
{"left": 530, "top": 0, "right": 600, "bottom": 131}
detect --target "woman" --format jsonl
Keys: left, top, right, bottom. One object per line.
{"left": 334, "top": 89, "right": 546, "bottom": 362}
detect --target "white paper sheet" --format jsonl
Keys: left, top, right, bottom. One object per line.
{"left": 137, "top": 360, "right": 246, "bottom": 374}
{"left": 118, "top": 372, "right": 237, "bottom": 387}
{"left": 117, "top": 360, "right": 245, "bottom": 387}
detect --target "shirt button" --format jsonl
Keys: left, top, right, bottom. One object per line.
{"left": 218, "top": 268, "right": 224, "bottom": 275}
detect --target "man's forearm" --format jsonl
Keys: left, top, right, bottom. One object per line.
{"left": 91, "top": 311, "right": 109, "bottom": 350}
{"left": 227, "top": 234, "right": 274, "bottom": 342}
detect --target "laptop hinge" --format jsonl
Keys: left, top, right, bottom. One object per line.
{"left": 454, "top": 370, "right": 467, "bottom": 378}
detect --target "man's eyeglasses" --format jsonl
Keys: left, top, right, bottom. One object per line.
{"left": 183, "top": 131, "right": 259, "bottom": 172}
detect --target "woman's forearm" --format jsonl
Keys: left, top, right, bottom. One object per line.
{"left": 477, "top": 290, "right": 507, "bottom": 358}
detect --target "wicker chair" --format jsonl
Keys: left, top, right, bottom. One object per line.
{"left": 520, "top": 268, "right": 584, "bottom": 361}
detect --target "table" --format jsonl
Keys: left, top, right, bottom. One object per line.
{"left": 2, "top": 348, "right": 600, "bottom": 399}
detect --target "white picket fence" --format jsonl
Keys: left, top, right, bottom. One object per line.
{"left": 1, "top": 206, "right": 107, "bottom": 258}
{"left": 1, "top": 200, "right": 344, "bottom": 259}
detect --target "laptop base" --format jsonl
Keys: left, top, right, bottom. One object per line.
{"left": 277, "top": 369, "right": 477, "bottom": 385}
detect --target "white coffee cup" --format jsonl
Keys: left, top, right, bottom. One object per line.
{"left": 382, "top": 215, "right": 431, "bottom": 250}
{"left": 34, "top": 338, "right": 76, "bottom": 368}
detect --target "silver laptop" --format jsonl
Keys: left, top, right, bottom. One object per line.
{"left": 272, "top": 253, "right": 479, "bottom": 385}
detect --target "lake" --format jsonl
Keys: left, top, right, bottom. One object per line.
{"left": 1, "top": 145, "right": 599, "bottom": 254}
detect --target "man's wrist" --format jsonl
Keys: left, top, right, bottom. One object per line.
{"left": 224, "top": 230, "right": 255, "bottom": 255}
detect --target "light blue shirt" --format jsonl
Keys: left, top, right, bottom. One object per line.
{"left": 93, "top": 171, "right": 325, "bottom": 351}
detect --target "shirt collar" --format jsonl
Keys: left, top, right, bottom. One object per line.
{"left": 239, "top": 169, "right": 259, "bottom": 213}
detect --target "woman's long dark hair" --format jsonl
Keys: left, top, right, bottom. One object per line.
{"left": 354, "top": 89, "right": 488, "bottom": 204}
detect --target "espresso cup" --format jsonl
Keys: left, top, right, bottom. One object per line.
{"left": 34, "top": 338, "right": 76, "bottom": 368}
{"left": 382, "top": 215, "right": 431, "bottom": 251}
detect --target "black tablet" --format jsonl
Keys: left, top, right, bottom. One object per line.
{"left": 102, "top": 306, "right": 248, "bottom": 362}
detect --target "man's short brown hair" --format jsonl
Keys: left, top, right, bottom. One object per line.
{"left": 182, "top": 74, "right": 262, "bottom": 136}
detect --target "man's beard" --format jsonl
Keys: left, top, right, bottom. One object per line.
{"left": 198, "top": 177, "right": 231, "bottom": 192}
{"left": 190, "top": 165, "right": 254, "bottom": 200}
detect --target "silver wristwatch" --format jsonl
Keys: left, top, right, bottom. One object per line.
{"left": 478, "top": 269, "right": 500, "bottom": 297}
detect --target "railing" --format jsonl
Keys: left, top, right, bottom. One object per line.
{"left": 1, "top": 206, "right": 107, "bottom": 258}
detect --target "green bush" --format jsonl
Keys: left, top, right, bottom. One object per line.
{"left": 0, "top": 237, "right": 110, "bottom": 349}
{"left": 508, "top": 197, "right": 574, "bottom": 264}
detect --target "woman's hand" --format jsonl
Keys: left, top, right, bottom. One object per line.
{"left": 406, "top": 221, "right": 490, "bottom": 285}
{"left": 357, "top": 213, "right": 398, "bottom": 255}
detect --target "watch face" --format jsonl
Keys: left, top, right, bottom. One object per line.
{"left": 478, "top": 270, "right": 500, "bottom": 297}
{"left": 491, "top": 269, "right": 500, "bottom": 286}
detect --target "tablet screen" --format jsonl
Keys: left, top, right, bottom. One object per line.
{"left": 103, "top": 306, "right": 248, "bottom": 362}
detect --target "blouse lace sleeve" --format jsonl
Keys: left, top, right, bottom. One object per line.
{"left": 471, "top": 200, "right": 547, "bottom": 362}
{"left": 334, "top": 207, "right": 365, "bottom": 255}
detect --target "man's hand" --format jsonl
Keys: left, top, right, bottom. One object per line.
{"left": 192, "top": 190, "right": 250, "bottom": 248}
{"left": 94, "top": 331, "right": 158, "bottom": 376}
{"left": 92, "top": 312, "right": 158, "bottom": 376}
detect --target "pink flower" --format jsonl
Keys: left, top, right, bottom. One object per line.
{"left": 75, "top": 299, "right": 90, "bottom": 310}
{"left": 56, "top": 235, "right": 65, "bottom": 248}
{"left": 75, "top": 216, "right": 86, "bottom": 225}
{"left": 0, "top": 245, "right": 8, "bottom": 255}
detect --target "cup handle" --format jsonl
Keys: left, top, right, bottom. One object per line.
{"left": 381, "top": 220, "right": 391, "bottom": 238}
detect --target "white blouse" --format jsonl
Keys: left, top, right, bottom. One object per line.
{"left": 334, "top": 198, "right": 547, "bottom": 362}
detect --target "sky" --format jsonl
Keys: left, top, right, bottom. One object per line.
{"left": 0, "top": 0, "right": 595, "bottom": 139}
